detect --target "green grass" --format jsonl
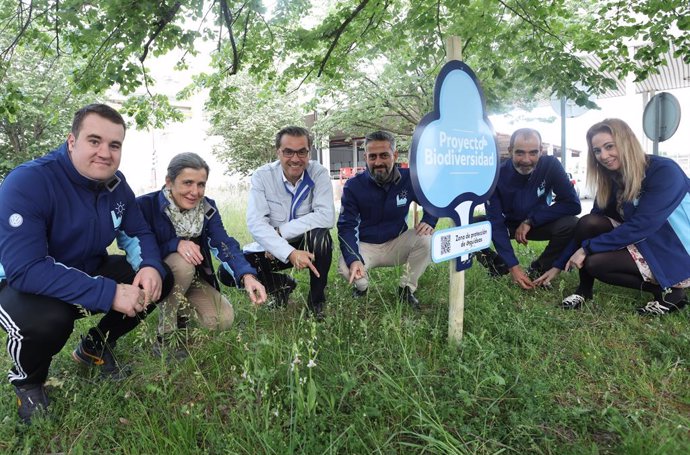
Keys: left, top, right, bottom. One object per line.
{"left": 1, "top": 200, "right": 688, "bottom": 454}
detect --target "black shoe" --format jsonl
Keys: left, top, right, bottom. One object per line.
{"left": 636, "top": 299, "right": 687, "bottom": 316}
{"left": 152, "top": 332, "right": 189, "bottom": 361}
{"left": 72, "top": 336, "right": 130, "bottom": 380}
{"left": 272, "top": 276, "right": 298, "bottom": 308}
{"left": 398, "top": 286, "right": 421, "bottom": 311}
{"left": 14, "top": 383, "right": 49, "bottom": 424}
{"left": 308, "top": 301, "right": 325, "bottom": 321}
{"left": 475, "top": 249, "right": 509, "bottom": 277}
{"left": 176, "top": 314, "right": 190, "bottom": 330}
{"left": 352, "top": 287, "right": 368, "bottom": 298}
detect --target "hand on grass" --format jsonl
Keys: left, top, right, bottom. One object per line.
{"left": 242, "top": 274, "right": 267, "bottom": 305}
{"left": 510, "top": 265, "right": 534, "bottom": 290}
{"left": 533, "top": 267, "right": 560, "bottom": 287}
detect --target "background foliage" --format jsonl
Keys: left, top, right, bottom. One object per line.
{"left": 206, "top": 72, "right": 306, "bottom": 175}
{"left": 1, "top": 1, "right": 689, "bottom": 175}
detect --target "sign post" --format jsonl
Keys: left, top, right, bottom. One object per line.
{"left": 642, "top": 92, "right": 681, "bottom": 155}
{"left": 410, "top": 38, "right": 500, "bottom": 344}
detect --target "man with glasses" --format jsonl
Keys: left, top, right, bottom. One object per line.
{"left": 337, "top": 130, "right": 438, "bottom": 310}
{"left": 219, "top": 126, "right": 334, "bottom": 318}
{"left": 475, "top": 128, "right": 581, "bottom": 289}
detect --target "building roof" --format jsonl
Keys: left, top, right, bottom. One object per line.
{"left": 581, "top": 43, "right": 690, "bottom": 99}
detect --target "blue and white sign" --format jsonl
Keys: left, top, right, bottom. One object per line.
{"left": 431, "top": 221, "right": 492, "bottom": 263}
{"left": 410, "top": 60, "right": 500, "bottom": 271}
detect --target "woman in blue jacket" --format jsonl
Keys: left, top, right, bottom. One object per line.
{"left": 137, "top": 153, "right": 266, "bottom": 355}
{"left": 535, "top": 118, "right": 690, "bottom": 315}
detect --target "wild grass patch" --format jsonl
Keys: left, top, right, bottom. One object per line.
{"left": 1, "top": 200, "right": 688, "bottom": 454}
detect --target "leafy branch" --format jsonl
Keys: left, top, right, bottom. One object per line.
{"left": 140, "top": 1, "right": 182, "bottom": 63}
{"left": 317, "top": 0, "right": 371, "bottom": 77}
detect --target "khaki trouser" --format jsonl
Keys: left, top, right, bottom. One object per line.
{"left": 338, "top": 229, "right": 432, "bottom": 293}
{"left": 158, "top": 252, "right": 234, "bottom": 335}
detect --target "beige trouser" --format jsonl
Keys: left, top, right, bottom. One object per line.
{"left": 338, "top": 229, "right": 432, "bottom": 293}
{"left": 158, "top": 252, "right": 234, "bottom": 335}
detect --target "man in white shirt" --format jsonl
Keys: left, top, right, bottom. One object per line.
{"left": 219, "top": 126, "right": 335, "bottom": 318}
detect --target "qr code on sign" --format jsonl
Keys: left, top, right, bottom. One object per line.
{"left": 440, "top": 234, "right": 451, "bottom": 255}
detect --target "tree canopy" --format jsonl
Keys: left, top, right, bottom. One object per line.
{"left": 1, "top": 0, "right": 688, "bottom": 174}
{"left": 0, "top": 44, "right": 96, "bottom": 177}
{"left": 207, "top": 72, "right": 305, "bottom": 175}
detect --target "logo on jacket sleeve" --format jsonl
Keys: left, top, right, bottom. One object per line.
{"left": 396, "top": 190, "right": 408, "bottom": 207}
{"left": 9, "top": 213, "right": 23, "bottom": 228}
{"left": 537, "top": 180, "right": 546, "bottom": 198}
{"left": 111, "top": 201, "right": 126, "bottom": 229}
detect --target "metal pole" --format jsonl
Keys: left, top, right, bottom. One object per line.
{"left": 654, "top": 95, "right": 661, "bottom": 155}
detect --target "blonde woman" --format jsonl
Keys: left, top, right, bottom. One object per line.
{"left": 535, "top": 119, "right": 690, "bottom": 314}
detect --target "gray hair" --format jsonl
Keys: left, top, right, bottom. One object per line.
{"left": 364, "top": 130, "right": 396, "bottom": 151}
{"left": 275, "top": 126, "right": 313, "bottom": 150}
{"left": 166, "top": 152, "right": 210, "bottom": 182}
{"left": 508, "top": 128, "right": 542, "bottom": 151}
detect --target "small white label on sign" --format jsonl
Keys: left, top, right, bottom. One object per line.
{"left": 431, "top": 221, "right": 492, "bottom": 263}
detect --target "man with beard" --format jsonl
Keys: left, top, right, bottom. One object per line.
{"left": 475, "top": 128, "right": 581, "bottom": 289}
{"left": 337, "top": 130, "right": 438, "bottom": 310}
{"left": 218, "top": 126, "right": 334, "bottom": 319}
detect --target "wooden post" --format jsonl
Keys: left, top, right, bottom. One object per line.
{"left": 446, "top": 36, "right": 465, "bottom": 345}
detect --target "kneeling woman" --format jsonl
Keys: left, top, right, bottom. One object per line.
{"left": 535, "top": 118, "right": 690, "bottom": 314}
{"left": 137, "top": 153, "right": 266, "bottom": 352}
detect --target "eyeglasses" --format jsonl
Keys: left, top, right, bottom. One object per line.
{"left": 280, "top": 148, "right": 310, "bottom": 158}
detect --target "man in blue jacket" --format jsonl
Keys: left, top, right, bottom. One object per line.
{"left": 0, "top": 104, "right": 172, "bottom": 423}
{"left": 476, "top": 128, "right": 581, "bottom": 289}
{"left": 338, "top": 130, "right": 438, "bottom": 309}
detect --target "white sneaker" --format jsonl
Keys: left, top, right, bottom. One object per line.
{"left": 561, "top": 294, "right": 586, "bottom": 310}
{"left": 636, "top": 299, "right": 687, "bottom": 316}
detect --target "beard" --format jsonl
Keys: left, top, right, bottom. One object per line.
{"left": 369, "top": 165, "right": 393, "bottom": 184}
{"left": 513, "top": 162, "right": 535, "bottom": 175}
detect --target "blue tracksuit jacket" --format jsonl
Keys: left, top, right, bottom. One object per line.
{"left": 338, "top": 167, "right": 438, "bottom": 267}
{"left": 555, "top": 155, "right": 690, "bottom": 289}
{"left": 0, "top": 143, "right": 165, "bottom": 313}
{"left": 486, "top": 155, "right": 581, "bottom": 268}
{"left": 136, "top": 190, "right": 256, "bottom": 287}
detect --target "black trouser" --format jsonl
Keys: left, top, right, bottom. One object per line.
{"left": 0, "top": 256, "right": 173, "bottom": 386}
{"left": 571, "top": 214, "right": 686, "bottom": 304}
{"left": 476, "top": 215, "right": 578, "bottom": 273}
{"left": 219, "top": 228, "right": 333, "bottom": 307}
